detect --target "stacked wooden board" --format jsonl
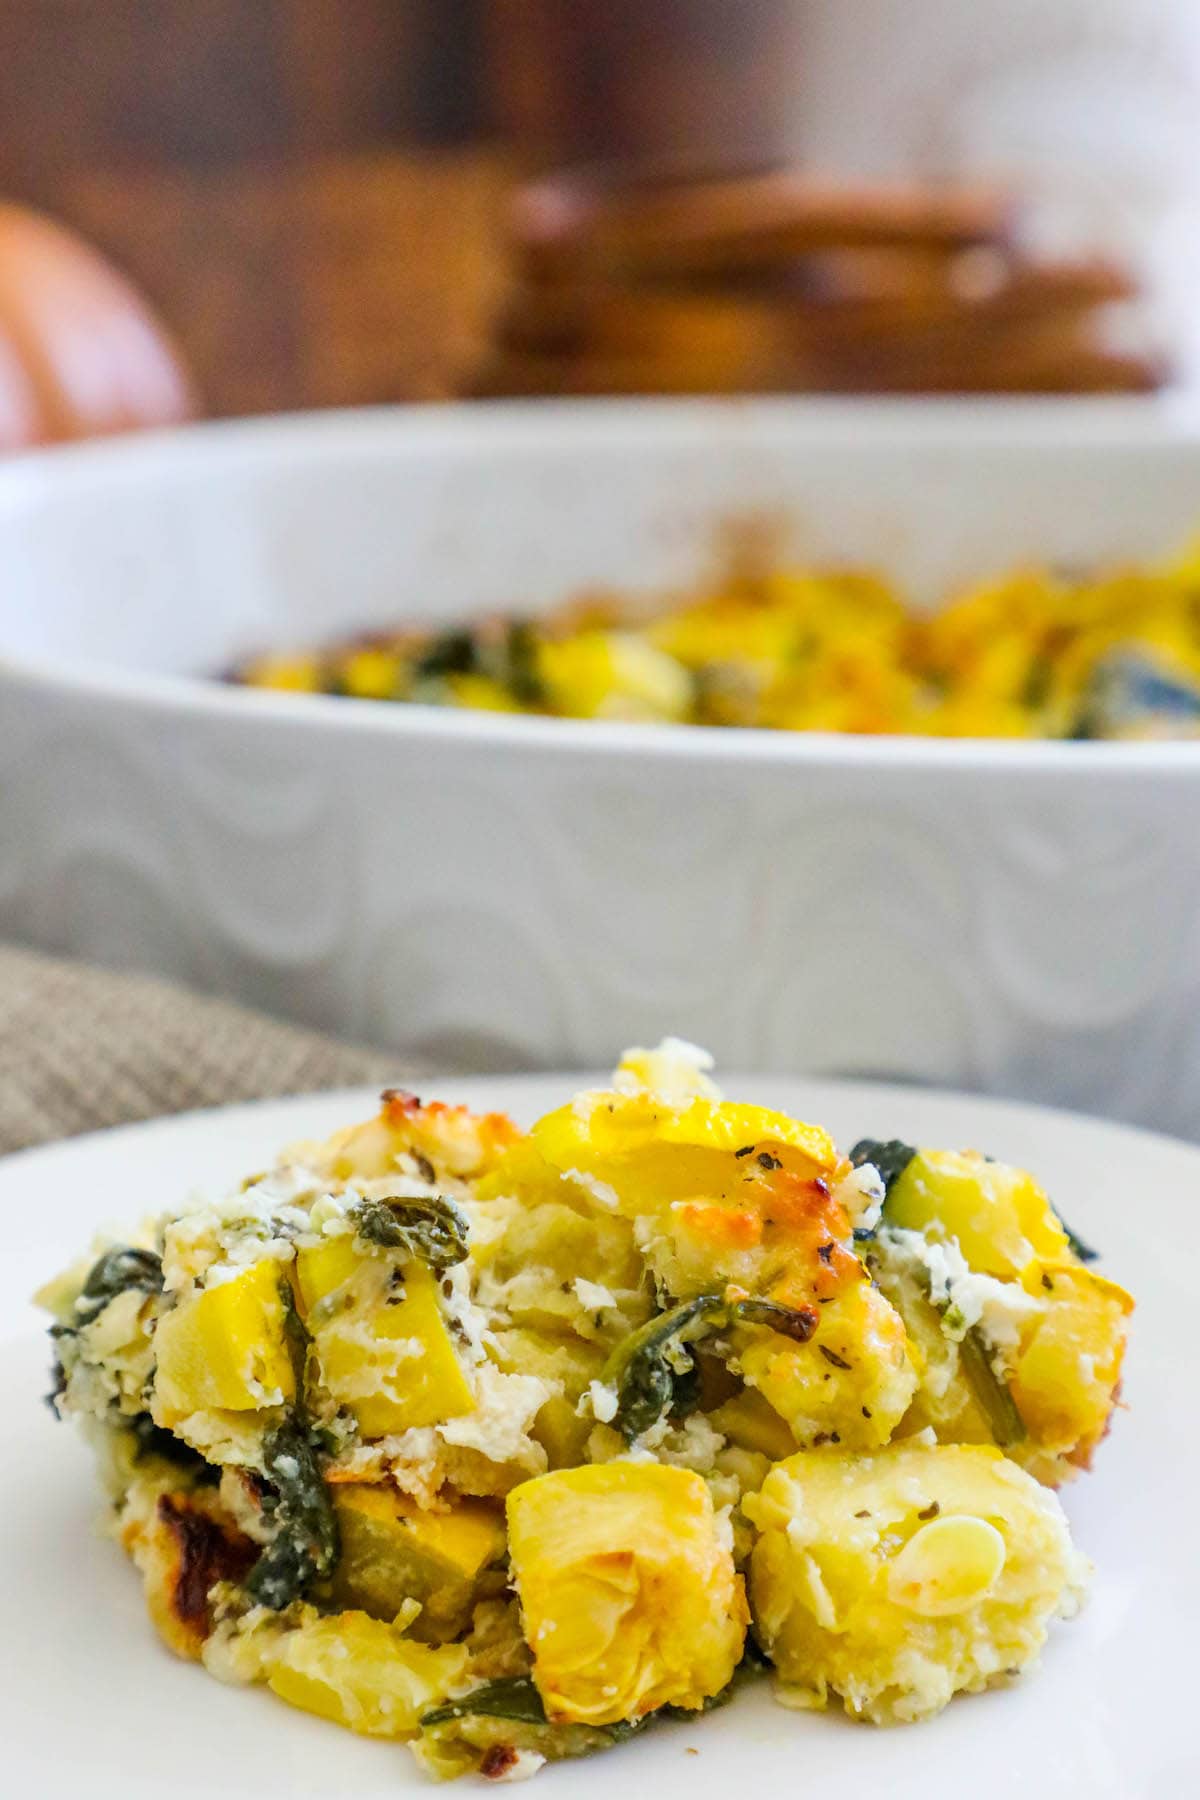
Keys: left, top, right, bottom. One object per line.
{"left": 471, "top": 167, "right": 1163, "bottom": 397}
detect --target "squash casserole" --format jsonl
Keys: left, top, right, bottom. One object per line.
{"left": 236, "top": 542, "right": 1200, "bottom": 739}
{"left": 39, "top": 1044, "right": 1130, "bottom": 1780}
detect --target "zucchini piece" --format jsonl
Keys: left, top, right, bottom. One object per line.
{"left": 708, "top": 1387, "right": 799, "bottom": 1462}
{"left": 956, "top": 1328, "right": 1027, "bottom": 1448}
{"left": 885, "top": 1149, "right": 1070, "bottom": 1278}
{"left": 1010, "top": 1262, "right": 1132, "bottom": 1458}
{"left": 331, "top": 1485, "right": 505, "bottom": 1641}
{"left": 745, "top": 1441, "right": 1083, "bottom": 1724}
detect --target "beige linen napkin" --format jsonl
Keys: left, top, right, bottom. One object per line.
{"left": 0, "top": 943, "right": 413, "bottom": 1156}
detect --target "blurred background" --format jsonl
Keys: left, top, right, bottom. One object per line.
{"left": 2, "top": 0, "right": 1199, "bottom": 438}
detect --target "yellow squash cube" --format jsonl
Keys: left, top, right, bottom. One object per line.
{"left": 267, "top": 1611, "right": 468, "bottom": 1738}
{"left": 886, "top": 1149, "right": 1071, "bottom": 1278}
{"left": 153, "top": 1259, "right": 295, "bottom": 1425}
{"left": 489, "top": 1325, "right": 608, "bottom": 1469}
{"left": 1011, "top": 1262, "right": 1134, "bottom": 1467}
{"left": 866, "top": 1265, "right": 997, "bottom": 1450}
{"left": 871, "top": 1216, "right": 1133, "bottom": 1480}
{"left": 532, "top": 1090, "right": 838, "bottom": 1214}
{"left": 331, "top": 1484, "right": 506, "bottom": 1641}
{"left": 736, "top": 1279, "right": 918, "bottom": 1450}
{"left": 745, "top": 1442, "right": 1086, "bottom": 1724}
{"left": 530, "top": 1087, "right": 857, "bottom": 1311}
{"left": 506, "top": 1462, "right": 746, "bottom": 1726}
{"left": 468, "top": 1189, "right": 646, "bottom": 1338}
{"left": 709, "top": 1386, "right": 800, "bottom": 1462}
{"left": 339, "top": 645, "right": 403, "bottom": 700}
{"left": 537, "top": 629, "right": 692, "bottom": 721}
{"left": 295, "top": 1238, "right": 474, "bottom": 1436}
{"left": 293, "top": 1234, "right": 366, "bottom": 1315}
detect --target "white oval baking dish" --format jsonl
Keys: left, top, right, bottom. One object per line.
{"left": 2, "top": 398, "right": 1199, "bottom": 1134}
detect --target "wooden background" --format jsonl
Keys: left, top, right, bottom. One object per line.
{"left": 0, "top": 0, "right": 512, "bottom": 414}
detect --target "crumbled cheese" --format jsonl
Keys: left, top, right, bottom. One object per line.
{"left": 613, "top": 1036, "right": 720, "bottom": 1102}
{"left": 439, "top": 1261, "right": 495, "bottom": 1364}
{"left": 834, "top": 1162, "right": 885, "bottom": 1235}
{"left": 252, "top": 1164, "right": 326, "bottom": 1207}
{"left": 335, "top": 1426, "right": 540, "bottom": 1509}
{"left": 491, "top": 1749, "right": 547, "bottom": 1781}
{"left": 587, "top": 1380, "right": 619, "bottom": 1424}
{"left": 203, "top": 1235, "right": 297, "bottom": 1285}
{"left": 161, "top": 1165, "right": 336, "bottom": 1292}
{"left": 358, "top": 1172, "right": 445, "bottom": 1204}
{"left": 164, "top": 1407, "right": 271, "bottom": 1468}
{"left": 306, "top": 1190, "right": 359, "bottom": 1238}
{"left": 438, "top": 1365, "right": 551, "bottom": 1466}
{"left": 661, "top": 1035, "right": 714, "bottom": 1072}
{"left": 877, "top": 1225, "right": 1043, "bottom": 1363}
{"left": 574, "top": 1277, "right": 617, "bottom": 1312}
{"left": 563, "top": 1168, "right": 620, "bottom": 1210}
{"left": 632, "top": 1413, "right": 727, "bottom": 1474}
{"left": 81, "top": 1286, "right": 149, "bottom": 1356}
{"left": 201, "top": 1604, "right": 293, "bottom": 1687}
{"left": 972, "top": 1281, "right": 1043, "bottom": 1361}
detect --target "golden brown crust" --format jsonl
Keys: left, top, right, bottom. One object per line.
{"left": 122, "top": 1487, "right": 256, "bottom": 1660}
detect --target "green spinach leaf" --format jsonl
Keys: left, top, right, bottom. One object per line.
{"left": 246, "top": 1419, "right": 339, "bottom": 1610}
{"left": 848, "top": 1138, "right": 918, "bottom": 1196}
{"left": 352, "top": 1195, "right": 469, "bottom": 1272}
{"left": 422, "top": 1677, "right": 647, "bottom": 1749}
{"left": 422, "top": 1677, "right": 548, "bottom": 1729}
{"left": 604, "top": 1292, "right": 818, "bottom": 1444}
{"left": 76, "top": 1246, "right": 164, "bottom": 1321}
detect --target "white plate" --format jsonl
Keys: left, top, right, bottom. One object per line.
{"left": 0, "top": 1073, "right": 1191, "bottom": 1799}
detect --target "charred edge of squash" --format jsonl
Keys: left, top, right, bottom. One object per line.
{"left": 157, "top": 1493, "right": 256, "bottom": 1638}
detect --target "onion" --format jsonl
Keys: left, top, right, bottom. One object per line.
{"left": 0, "top": 202, "right": 195, "bottom": 451}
